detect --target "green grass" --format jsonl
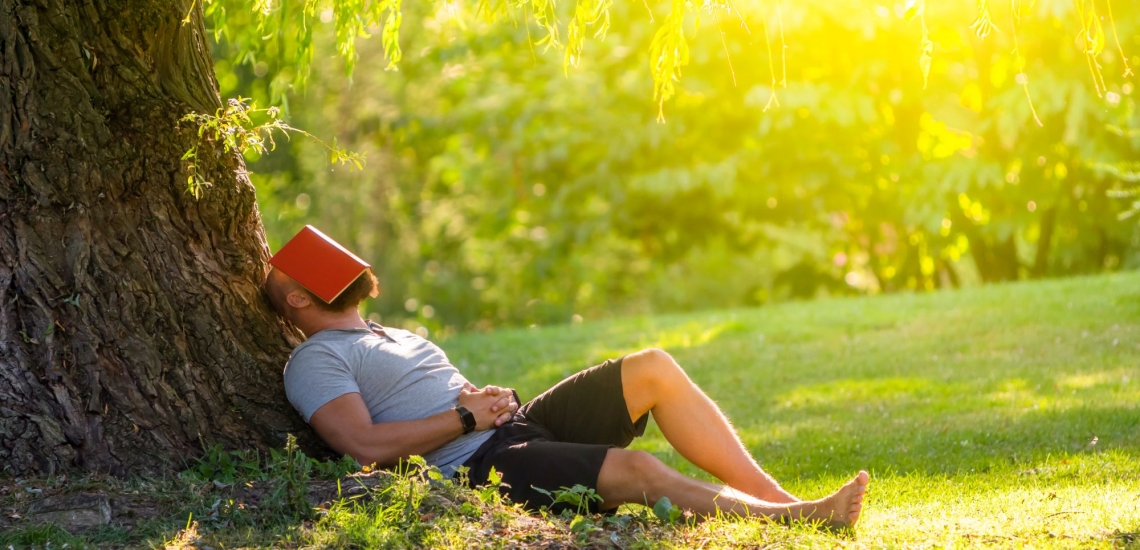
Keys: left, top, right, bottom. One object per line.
{"left": 3, "top": 272, "right": 1138, "bottom": 548}
{"left": 443, "top": 271, "right": 1140, "bottom": 547}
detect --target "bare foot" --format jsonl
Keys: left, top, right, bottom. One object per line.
{"left": 812, "top": 470, "right": 869, "bottom": 529}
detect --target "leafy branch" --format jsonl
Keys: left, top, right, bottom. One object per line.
{"left": 648, "top": 0, "right": 689, "bottom": 121}
{"left": 179, "top": 97, "right": 365, "bottom": 199}
{"left": 1100, "top": 161, "right": 1140, "bottom": 220}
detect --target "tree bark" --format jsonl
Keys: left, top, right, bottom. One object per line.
{"left": 0, "top": 0, "right": 315, "bottom": 476}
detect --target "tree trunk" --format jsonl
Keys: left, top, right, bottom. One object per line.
{"left": 1032, "top": 206, "right": 1057, "bottom": 277}
{"left": 0, "top": 0, "right": 316, "bottom": 476}
{"left": 952, "top": 208, "right": 1021, "bottom": 284}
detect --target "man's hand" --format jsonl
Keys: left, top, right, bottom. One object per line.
{"left": 459, "top": 383, "right": 519, "bottom": 429}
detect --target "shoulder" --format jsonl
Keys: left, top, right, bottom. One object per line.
{"left": 385, "top": 327, "right": 439, "bottom": 347}
{"left": 285, "top": 338, "right": 351, "bottom": 377}
{"left": 382, "top": 327, "right": 416, "bottom": 340}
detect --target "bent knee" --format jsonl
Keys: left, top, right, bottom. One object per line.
{"left": 623, "top": 348, "right": 689, "bottom": 392}
{"left": 627, "top": 347, "right": 673, "bottom": 367}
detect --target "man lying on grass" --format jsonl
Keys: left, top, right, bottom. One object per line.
{"left": 264, "top": 226, "right": 869, "bottom": 528}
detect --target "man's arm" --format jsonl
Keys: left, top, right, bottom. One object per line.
{"left": 308, "top": 389, "right": 515, "bottom": 469}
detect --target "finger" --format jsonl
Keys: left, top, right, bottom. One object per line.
{"left": 491, "top": 396, "right": 511, "bottom": 413}
{"left": 495, "top": 412, "right": 512, "bottom": 426}
{"left": 483, "top": 385, "right": 502, "bottom": 395}
{"left": 463, "top": 382, "right": 477, "bottom": 392}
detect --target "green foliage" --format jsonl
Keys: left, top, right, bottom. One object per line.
{"left": 1103, "top": 161, "right": 1140, "bottom": 220}
{"left": 199, "top": 0, "right": 1137, "bottom": 123}
{"left": 191, "top": 444, "right": 263, "bottom": 483}
{"left": 531, "top": 483, "right": 603, "bottom": 516}
{"left": 648, "top": 0, "right": 689, "bottom": 120}
{"left": 179, "top": 97, "right": 363, "bottom": 198}
{"left": 189, "top": 435, "right": 360, "bottom": 521}
{"left": 471, "top": 465, "right": 505, "bottom": 506}
{"left": 204, "top": 0, "right": 404, "bottom": 92}
{"left": 191, "top": 439, "right": 359, "bottom": 486}
{"left": 243, "top": 0, "right": 1140, "bottom": 333}
{"left": 652, "top": 496, "right": 683, "bottom": 524}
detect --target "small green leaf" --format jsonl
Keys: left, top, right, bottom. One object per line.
{"left": 569, "top": 515, "right": 592, "bottom": 532}
{"left": 653, "top": 496, "right": 675, "bottom": 522}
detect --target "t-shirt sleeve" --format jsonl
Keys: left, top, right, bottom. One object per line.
{"left": 283, "top": 344, "right": 361, "bottom": 423}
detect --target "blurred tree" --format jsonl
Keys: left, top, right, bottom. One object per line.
{"left": 245, "top": 0, "right": 1139, "bottom": 333}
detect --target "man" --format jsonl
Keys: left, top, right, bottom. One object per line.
{"left": 264, "top": 226, "right": 869, "bottom": 527}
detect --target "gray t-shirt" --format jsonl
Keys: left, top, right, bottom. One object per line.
{"left": 282, "top": 322, "right": 494, "bottom": 476}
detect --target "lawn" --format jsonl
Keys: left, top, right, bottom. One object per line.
{"left": 3, "top": 272, "right": 1138, "bottom": 548}
{"left": 442, "top": 271, "right": 1140, "bottom": 548}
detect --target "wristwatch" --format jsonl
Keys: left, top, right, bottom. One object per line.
{"left": 454, "top": 406, "right": 476, "bottom": 434}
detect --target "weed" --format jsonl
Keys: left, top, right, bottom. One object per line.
{"left": 532, "top": 483, "right": 603, "bottom": 517}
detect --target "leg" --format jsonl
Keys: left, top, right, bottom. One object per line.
{"left": 516, "top": 358, "right": 649, "bottom": 448}
{"left": 596, "top": 448, "right": 868, "bottom": 528}
{"left": 621, "top": 348, "right": 798, "bottom": 503}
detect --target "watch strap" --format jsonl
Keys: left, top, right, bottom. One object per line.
{"left": 455, "top": 406, "right": 476, "bottom": 434}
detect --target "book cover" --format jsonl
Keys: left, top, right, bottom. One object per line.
{"left": 270, "top": 225, "right": 370, "bottom": 303}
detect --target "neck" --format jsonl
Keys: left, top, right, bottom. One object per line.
{"left": 295, "top": 308, "right": 369, "bottom": 337}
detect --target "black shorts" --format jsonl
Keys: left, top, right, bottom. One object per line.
{"left": 460, "top": 357, "right": 649, "bottom": 514}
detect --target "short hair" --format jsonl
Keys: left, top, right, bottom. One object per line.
{"left": 308, "top": 269, "right": 380, "bottom": 312}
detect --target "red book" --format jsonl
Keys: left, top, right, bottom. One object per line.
{"left": 270, "top": 225, "right": 371, "bottom": 303}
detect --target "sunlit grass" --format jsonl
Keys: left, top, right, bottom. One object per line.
{"left": 443, "top": 271, "right": 1140, "bottom": 547}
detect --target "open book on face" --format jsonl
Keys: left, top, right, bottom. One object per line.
{"left": 269, "top": 225, "right": 370, "bottom": 303}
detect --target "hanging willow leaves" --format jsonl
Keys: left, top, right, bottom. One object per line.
{"left": 1104, "top": 0, "right": 1133, "bottom": 77}
{"left": 201, "top": 0, "right": 1137, "bottom": 125}
{"left": 648, "top": 0, "right": 690, "bottom": 121}
{"left": 1075, "top": 0, "right": 1107, "bottom": 96}
{"left": 969, "top": 0, "right": 999, "bottom": 38}
{"left": 380, "top": 0, "right": 403, "bottom": 70}
{"left": 1009, "top": 0, "right": 1043, "bottom": 126}
{"left": 565, "top": 0, "right": 613, "bottom": 69}
{"left": 905, "top": 0, "right": 933, "bottom": 89}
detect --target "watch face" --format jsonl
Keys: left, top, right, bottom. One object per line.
{"left": 458, "top": 407, "right": 476, "bottom": 432}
